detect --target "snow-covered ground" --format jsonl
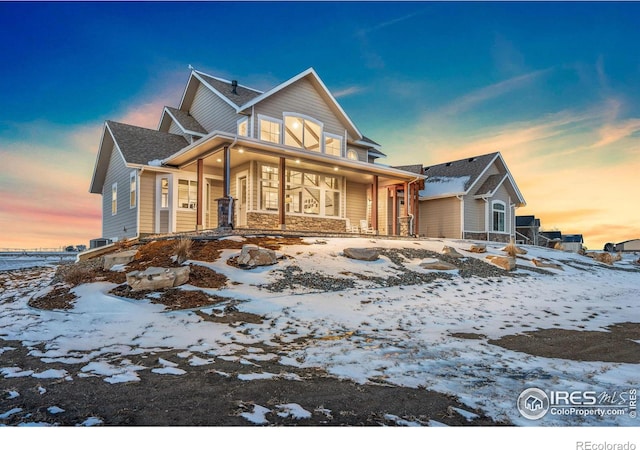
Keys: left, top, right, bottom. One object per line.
{"left": 0, "top": 254, "right": 76, "bottom": 272}
{"left": 1, "top": 236, "right": 638, "bottom": 426}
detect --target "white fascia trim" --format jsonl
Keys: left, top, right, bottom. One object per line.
{"left": 463, "top": 153, "right": 500, "bottom": 195}
{"left": 194, "top": 69, "right": 264, "bottom": 94}
{"left": 163, "top": 107, "right": 206, "bottom": 137}
{"left": 418, "top": 193, "right": 463, "bottom": 201}
{"left": 192, "top": 71, "right": 242, "bottom": 111}
{"left": 238, "top": 68, "right": 363, "bottom": 139}
{"left": 89, "top": 122, "right": 111, "bottom": 194}
{"left": 161, "top": 130, "right": 238, "bottom": 165}
{"left": 472, "top": 174, "right": 509, "bottom": 199}
{"left": 177, "top": 71, "right": 197, "bottom": 112}
{"left": 504, "top": 169, "right": 526, "bottom": 206}
{"left": 104, "top": 124, "right": 129, "bottom": 168}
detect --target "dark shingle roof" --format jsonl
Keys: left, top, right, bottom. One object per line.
{"left": 392, "top": 164, "right": 423, "bottom": 175}
{"left": 423, "top": 152, "right": 499, "bottom": 191}
{"left": 562, "top": 234, "right": 584, "bottom": 243}
{"left": 516, "top": 215, "right": 537, "bottom": 227}
{"left": 107, "top": 121, "right": 188, "bottom": 165}
{"left": 165, "top": 107, "right": 207, "bottom": 134}
{"left": 196, "top": 72, "right": 262, "bottom": 107}
{"left": 474, "top": 173, "right": 504, "bottom": 195}
{"left": 540, "top": 231, "right": 562, "bottom": 241}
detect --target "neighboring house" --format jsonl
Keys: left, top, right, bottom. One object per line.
{"left": 616, "top": 239, "right": 640, "bottom": 252}
{"left": 415, "top": 152, "right": 526, "bottom": 243}
{"left": 561, "top": 234, "right": 584, "bottom": 253}
{"left": 515, "top": 215, "right": 541, "bottom": 245}
{"left": 90, "top": 67, "right": 424, "bottom": 242}
{"left": 538, "top": 231, "right": 562, "bottom": 248}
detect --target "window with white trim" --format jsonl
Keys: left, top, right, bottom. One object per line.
{"left": 259, "top": 116, "right": 281, "bottom": 144}
{"left": 178, "top": 179, "right": 198, "bottom": 210}
{"left": 284, "top": 115, "right": 322, "bottom": 151}
{"left": 237, "top": 117, "right": 248, "bottom": 137}
{"left": 111, "top": 183, "right": 117, "bottom": 215}
{"left": 324, "top": 133, "right": 342, "bottom": 157}
{"left": 129, "top": 171, "right": 137, "bottom": 208}
{"left": 259, "top": 165, "right": 279, "bottom": 211}
{"left": 346, "top": 149, "right": 359, "bottom": 161}
{"left": 492, "top": 201, "right": 506, "bottom": 232}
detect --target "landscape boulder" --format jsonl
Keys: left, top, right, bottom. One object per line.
{"left": 420, "top": 259, "right": 457, "bottom": 271}
{"left": 236, "top": 245, "right": 278, "bottom": 268}
{"left": 343, "top": 247, "right": 379, "bottom": 261}
{"left": 126, "top": 266, "right": 190, "bottom": 292}
{"left": 500, "top": 244, "right": 527, "bottom": 255}
{"left": 442, "top": 246, "right": 464, "bottom": 258}
{"left": 468, "top": 244, "right": 487, "bottom": 253}
{"left": 531, "top": 258, "right": 564, "bottom": 271}
{"left": 485, "top": 255, "right": 516, "bottom": 271}
{"left": 103, "top": 249, "right": 138, "bottom": 271}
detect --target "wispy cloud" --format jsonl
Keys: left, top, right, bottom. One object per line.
{"left": 441, "top": 69, "right": 552, "bottom": 116}
{"left": 333, "top": 86, "right": 365, "bottom": 99}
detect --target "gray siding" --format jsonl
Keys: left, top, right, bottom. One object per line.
{"left": 139, "top": 171, "right": 155, "bottom": 234}
{"left": 168, "top": 120, "right": 188, "bottom": 139}
{"left": 419, "top": 197, "right": 461, "bottom": 238}
{"left": 190, "top": 82, "right": 238, "bottom": 133}
{"left": 102, "top": 144, "right": 137, "bottom": 240}
{"left": 252, "top": 78, "right": 349, "bottom": 140}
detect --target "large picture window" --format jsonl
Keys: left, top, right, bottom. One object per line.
{"left": 492, "top": 201, "right": 506, "bottom": 232}
{"left": 261, "top": 164, "right": 341, "bottom": 217}
{"left": 178, "top": 179, "right": 198, "bottom": 209}
{"left": 284, "top": 115, "right": 322, "bottom": 151}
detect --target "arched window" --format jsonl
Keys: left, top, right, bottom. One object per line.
{"left": 347, "top": 149, "right": 359, "bottom": 161}
{"left": 492, "top": 201, "right": 506, "bottom": 232}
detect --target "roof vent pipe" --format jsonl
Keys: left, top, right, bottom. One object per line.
{"left": 231, "top": 80, "right": 238, "bottom": 95}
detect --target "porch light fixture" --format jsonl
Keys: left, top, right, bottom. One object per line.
{"left": 295, "top": 159, "right": 300, "bottom": 164}
{"left": 216, "top": 158, "right": 222, "bottom": 162}
{"left": 333, "top": 167, "right": 339, "bottom": 171}
{"left": 238, "top": 148, "right": 244, "bottom": 153}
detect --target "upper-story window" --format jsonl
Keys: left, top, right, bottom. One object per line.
{"left": 284, "top": 114, "right": 322, "bottom": 152}
{"left": 259, "top": 116, "right": 281, "bottom": 143}
{"left": 237, "top": 117, "right": 248, "bottom": 137}
{"left": 324, "top": 133, "right": 342, "bottom": 157}
{"left": 346, "top": 149, "right": 359, "bottom": 161}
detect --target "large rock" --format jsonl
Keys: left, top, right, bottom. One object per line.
{"left": 343, "top": 247, "right": 379, "bottom": 261}
{"left": 237, "top": 245, "right": 278, "bottom": 268}
{"left": 103, "top": 249, "right": 138, "bottom": 270}
{"left": 420, "top": 259, "right": 457, "bottom": 271}
{"left": 442, "top": 246, "right": 464, "bottom": 258}
{"left": 500, "top": 244, "right": 527, "bottom": 255}
{"left": 468, "top": 244, "right": 487, "bottom": 253}
{"left": 531, "top": 258, "right": 564, "bottom": 271}
{"left": 486, "top": 255, "right": 516, "bottom": 271}
{"left": 126, "top": 266, "right": 190, "bottom": 292}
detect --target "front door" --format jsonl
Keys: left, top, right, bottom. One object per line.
{"left": 156, "top": 174, "right": 172, "bottom": 233}
{"left": 237, "top": 172, "right": 248, "bottom": 227}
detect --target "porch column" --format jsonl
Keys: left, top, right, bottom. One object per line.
{"left": 371, "top": 175, "right": 378, "bottom": 231}
{"left": 196, "top": 158, "right": 204, "bottom": 231}
{"left": 403, "top": 181, "right": 409, "bottom": 217}
{"left": 391, "top": 186, "right": 398, "bottom": 235}
{"left": 413, "top": 183, "right": 420, "bottom": 236}
{"left": 278, "top": 157, "right": 286, "bottom": 230}
{"left": 223, "top": 145, "right": 230, "bottom": 198}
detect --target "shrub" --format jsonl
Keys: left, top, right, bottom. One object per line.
{"left": 175, "top": 237, "right": 193, "bottom": 265}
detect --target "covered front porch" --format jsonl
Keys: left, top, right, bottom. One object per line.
{"left": 158, "top": 135, "right": 423, "bottom": 237}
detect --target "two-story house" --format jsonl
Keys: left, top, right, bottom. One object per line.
{"left": 90, "top": 67, "right": 424, "bottom": 242}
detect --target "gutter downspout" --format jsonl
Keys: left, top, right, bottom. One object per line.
{"left": 456, "top": 194, "right": 464, "bottom": 239}
{"left": 136, "top": 167, "right": 145, "bottom": 241}
{"left": 482, "top": 197, "right": 489, "bottom": 241}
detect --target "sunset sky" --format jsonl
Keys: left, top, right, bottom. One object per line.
{"left": 1, "top": 2, "right": 638, "bottom": 250}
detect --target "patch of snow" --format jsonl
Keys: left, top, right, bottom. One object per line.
{"left": 176, "top": 351, "right": 192, "bottom": 358}
{"left": 47, "top": 406, "right": 65, "bottom": 414}
{"left": 79, "top": 417, "right": 103, "bottom": 427}
{"left": 158, "top": 358, "right": 178, "bottom": 367}
{"left": 0, "top": 407, "right": 23, "bottom": 419}
{"left": 6, "top": 390, "right": 20, "bottom": 399}
{"left": 37, "top": 387, "right": 46, "bottom": 395}
{"left": 17, "top": 422, "right": 55, "bottom": 427}
{"left": 420, "top": 176, "right": 470, "bottom": 198}
{"left": 428, "top": 420, "right": 449, "bottom": 427}
{"left": 220, "top": 236, "right": 246, "bottom": 242}
{"left": 238, "top": 372, "right": 277, "bottom": 381}
{"left": 383, "top": 413, "right": 422, "bottom": 427}
{"left": 0, "top": 347, "right": 15, "bottom": 355}
{"left": 276, "top": 403, "right": 311, "bottom": 419}
{"left": 1, "top": 367, "right": 34, "bottom": 378}
{"left": 240, "top": 404, "right": 271, "bottom": 425}
{"left": 452, "top": 407, "right": 480, "bottom": 421}
{"left": 151, "top": 367, "right": 186, "bottom": 375}
{"left": 32, "top": 369, "right": 69, "bottom": 379}
{"left": 188, "top": 355, "right": 214, "bottom": 366}
{"left": 208, "top": 370, "right": 230, "bottom": 378}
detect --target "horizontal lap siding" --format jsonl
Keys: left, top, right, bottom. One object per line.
{"left": 208, "top": 179, "right": 223, "bottom": 229}
{"left": 139, "top": 172, "right": 155, "bottom": 234}
{"left": 252, "top": 78, "right": 348, "bottom": 139}
{"left": 419, "top": 197, "right": 461, "bottom": 238}
{"left": 176, "top": 211, "right": 196, "bottom": 232}
{"left": 168, "top": 121, "right": 188, "bottom": 139}
{"left": 464, "top": 197, "right": 486, "bottom": 232}
{"left": 346, "top": 181, "right": 367, "bottom": 224}
{"left": 190, "top": 83, "right": 238, "bottom": 133}
{"left": 102, "top": 145, "right": 137, "bottom": 240}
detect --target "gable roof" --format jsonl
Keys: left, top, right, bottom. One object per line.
{"left": 516, "top": 215, "right": 540, "bottom": 227}
{"left": 420, "top": 152, "right": 525, "bottom": 205}
{"left": 106, "top": 121, "right": 188, "bottom": 165}
{"left": 193, "top": 71, "right": 263, "bottom": 108}
{"left": 163, "top": 106, "right": 207, "bottom": 135}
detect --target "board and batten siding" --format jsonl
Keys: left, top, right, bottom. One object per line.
{"left": 251, "top": 78, "right": 351, "bottom": 140}
{"left": 139, "top": 172, "right": 156, "bottom": 234}
{"left": 189, "top": 82, "right": 238, "bottom": 134}
{"left": 418, "top": 197, "right": 461, "bottom": 238}
{"left": 102, "top": 144, "right": 137, "bottom": 240}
